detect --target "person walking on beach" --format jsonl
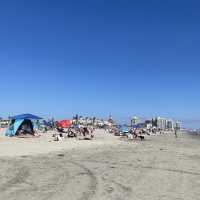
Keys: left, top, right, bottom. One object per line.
{"left": 174, "top": 122, "right": 179, "bottom": 138}
{"left": 174, "top": 127, "right": 178, "bottom": 138}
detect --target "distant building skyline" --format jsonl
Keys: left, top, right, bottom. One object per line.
{"left": 0, "top": 112, "right": 198, "bottom": 129}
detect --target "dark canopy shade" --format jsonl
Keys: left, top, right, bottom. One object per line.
{"left": 10, "top": 113, "right": 42, "bottom": 120}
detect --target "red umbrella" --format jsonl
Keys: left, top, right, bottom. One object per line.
{"left": 56, "top": 120, "right": 72, "bottom": 128}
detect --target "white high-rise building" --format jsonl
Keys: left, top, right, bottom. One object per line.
{"left": 156, "top": 117, "right": 174, "bottom": 130}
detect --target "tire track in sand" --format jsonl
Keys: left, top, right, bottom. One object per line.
{"left": 68, "top": 160, "right": 98, "bottom": 200}
{"left": 0, "top": 163, "right": 36, "bottom": 193}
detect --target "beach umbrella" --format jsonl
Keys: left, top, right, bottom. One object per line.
{"left": 56, "top": 120, "right": 72, "bottom": 128}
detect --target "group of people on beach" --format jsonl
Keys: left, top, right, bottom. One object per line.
{"left": 53, "top": 124, "right": 95, "bottom": 141}
{"left": 107, "top": 124, "right": 179, "bottom": 141}
{"left": 2, "top": 115, "right": 179, "bottom": 140}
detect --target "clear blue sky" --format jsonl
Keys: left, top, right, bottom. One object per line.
{"left": 0, "top": 0, "right": 199, "bottom": 127}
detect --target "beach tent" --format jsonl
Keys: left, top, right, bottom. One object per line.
{"left": 10, "top": 113, "right": 42, "bottom": 120}
{"left": 5, "top": 114, "right": 41, "bottom": 137}
{"left": 56, "top": 120, "right": 72, "bottom": 128}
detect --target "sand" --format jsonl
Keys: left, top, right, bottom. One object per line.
{"left": 0, "top": 129, "right": 121, "bottom": 157}
{"left": 0, "top": 129, "right": 200, "bottom": 200}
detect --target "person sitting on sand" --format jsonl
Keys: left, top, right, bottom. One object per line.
{"left": 82, "top": 127, "right": 89, "bottom": 136}
{"left": 56, "top": 126, "right": 64, "bottom": 133}
{"left": 128, "top": 128, "right": 137, "bottom": 139}
{"left": 67, "top": 127, "right": 77, "bottom": 137}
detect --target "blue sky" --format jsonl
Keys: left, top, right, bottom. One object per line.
{"left": 0, "top": 0, "right": 200, "bottom": 128}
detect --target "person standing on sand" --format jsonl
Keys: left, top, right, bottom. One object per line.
{"left": 174, "top": 128, "right": 178, "bottom": 138}
{"left": 174, "top": 123, "right": 179, "bottom": 138}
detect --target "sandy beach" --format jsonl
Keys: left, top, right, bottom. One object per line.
{"left": 0, "top": 129, "right": 200, "bottom": 200}
{"left": 0, "top": 129, "right": 121, "bottom": 157}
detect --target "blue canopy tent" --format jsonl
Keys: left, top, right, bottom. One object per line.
{"left": 6, "top": 114, "right": 42, "bottom": 137}
{"left": 10, "top": 113, "right": 42, "bottom": 120}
